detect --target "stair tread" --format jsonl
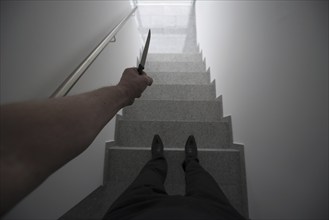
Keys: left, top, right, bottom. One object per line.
{"left": 147, "top": 53, "right": 203, "bottom": 62}
{"left": 115, "top": 116, "right": 233, "bottom": 149}
{"left": 146, "top": 71, "right": 210, "bottom": 85}
{"left": 145, "top": 60, "right": 206, "bottom": 72}
{"left": 122, "top": 98, "right": 223, "bottom": 121}
{"left": 103, "top": 145, "right": 248, "bottom": 217}
{"left": 105, "top": 146, "right": 242, "bottom": 185}
{"left": 141, "top": 83, "right": 216, "bottom": 100}
{"left": 147, "top": 35, "right": 199, "bottom": 53}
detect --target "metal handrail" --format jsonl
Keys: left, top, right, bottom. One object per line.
{"left": 50, "top": 6, "right": 138, "bottom": 98}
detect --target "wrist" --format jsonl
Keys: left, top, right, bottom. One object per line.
{"left": 116, "top": 85, "right": 133, "bottom": 107}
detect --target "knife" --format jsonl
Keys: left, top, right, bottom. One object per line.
{"left": 137, "top": 29, "right": 151, "bottom": 74}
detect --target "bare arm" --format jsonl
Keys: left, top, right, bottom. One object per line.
{"left": 0, "top": 68, "right": 152, "bottom": 215}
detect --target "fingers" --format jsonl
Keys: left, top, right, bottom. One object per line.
{"left": 118, "top": 68, "right": 153, "bottom": 105}
{"left": 141, "top": 72, "right": 153, "bottom": 86}
{"left": 132, "top": 68, "right": 153, "bottom": 86}
{"left": 145, "top": 75, "right": 153, "bottom": 86}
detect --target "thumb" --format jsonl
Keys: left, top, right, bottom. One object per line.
{"left": 146, "top": 75, "right": 153, "bottom": 86}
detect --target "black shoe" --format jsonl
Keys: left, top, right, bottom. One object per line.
{"left": 152, "top": 135, "right": 164, "bottom": 159}
{"left": 185, "top": 135, "right": 198, "bottom": 161}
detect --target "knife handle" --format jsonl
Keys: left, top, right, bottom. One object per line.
{"left": 137, "top": 64, "right": 144, "bottom": 75}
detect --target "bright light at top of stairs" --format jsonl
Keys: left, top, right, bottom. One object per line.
{"left": 135, "top": 0, "right": 194, "bottom": 6}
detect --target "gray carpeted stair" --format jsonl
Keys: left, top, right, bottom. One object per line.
{"left": 147, "top": 53, "right": 203, "bottom": 62}
{"left": 142, "top": 83, "right": 216, "bottom": 100}
{"left": 146, "top": 61, "right": 206, "bottom": 72}
{"left": 147, "top": 70, "right": 210, "bottom": 85}
{"left": 115, "top": 117, "right": 233, "bottom": 149}
{"left": 103, "top": 144, "right": 248, "bottom": 215}
{"left": 59, "top": 2, "right": 248, "bottom": 219}
{"left": 122, "top": 98, "right": 223, "bottom": 121}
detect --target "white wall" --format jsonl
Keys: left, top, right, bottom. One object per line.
{"left": 196, "top": 1, "right": 328, "bottom": 220}
{"left": 0, "top": 1, "right": 141, "bottom": 219}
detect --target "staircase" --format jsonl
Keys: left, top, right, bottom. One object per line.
{"left": 60, "top": 2, "right": 248, "bottom": 219}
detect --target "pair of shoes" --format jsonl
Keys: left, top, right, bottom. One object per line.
{"left": 151, "top": 135, "right": 198, "bottom": 161}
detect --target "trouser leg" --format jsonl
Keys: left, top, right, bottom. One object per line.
{"left": 125, "top": 156, "right": 167, "bottom": 194}
{"left": 183, "top": 159, "right": 247, "bottom": 219}
{"left": 104, "top": 157, "right": 168, "bottom": 218}
{"left": 183, "top": 159, "right": 231, "bottom": 205}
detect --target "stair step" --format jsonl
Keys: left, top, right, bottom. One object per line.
{"left": 138, "top": 5, "right": 194, "bottom": 25}
{"left": 147, "top": 53, "right": 203, "bottom": 62}
{"left": 147, "top": 35, "right": 200, "bottom": 54}
{"left": 103, "top": 145, "right": 248, "bottom": 217}
{"left": 147, "top": 71, "right": 210, "bottom": 85}
{"left": 115, "top": 116, "right": 233, "bottom": 148}
{"left": 122, "top": 98, "right": 223, "bottom": 121}
{"left": 145, "top": 61, "right": 206, "bottom": 73}
{"left": 104, "top": 146, "right": 242, "bottom": 185}
{"left": 60, "top": 146, "right": 247, "bottom": 219}
{"left": 141, "top": 83, "right": 216, "bottom": 100}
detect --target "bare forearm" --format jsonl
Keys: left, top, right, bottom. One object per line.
{"left": 0, "top": 67, "right": 152, "bottom": 215}
{"left": 0, "top": 85, "right": 128, "bottom": 214}
{"left": 39, "top": 86, "right": 129, "bottom": 168}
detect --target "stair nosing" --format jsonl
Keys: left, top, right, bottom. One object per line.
{"left": 147, "top": 71, "right": 209, "bottom": 74}
{"left": 129, "top": 98, "right": 221, "bottom": 103}
{"left": 117, "top": 118, "right": 229, "bottom": 123}
{"left": 107, "top": 146, "right": 240, "bottom": 152}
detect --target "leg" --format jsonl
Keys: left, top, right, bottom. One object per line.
{"left": 183, "top": 160, "right": 247, "bottom": 219}
{"left": 183, "top": 136, "right": 246, "bottom": 219}
{"left": 104, "top": 135, "right": 167, "bottom": 219}
{"left": 183, "top": 159, "right": 231, "bottom": 205}
{"left": 125, "top": 156, "right": 168, "bottom": 195}
{"left": 104, "top": 156, "right": 168, "bottom": 219}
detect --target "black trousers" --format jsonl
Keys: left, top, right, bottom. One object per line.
{"left": 103, "top": 157, "right": 245, "bottom": 220}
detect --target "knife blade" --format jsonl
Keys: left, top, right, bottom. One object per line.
{"left": 137, "top": 29, "right": 151, "bottom": 74}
